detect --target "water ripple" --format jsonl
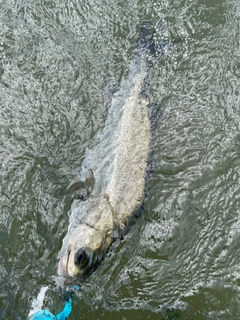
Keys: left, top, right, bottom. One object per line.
{"left": 1, "top": 0, "right": 240, "bottom": 319}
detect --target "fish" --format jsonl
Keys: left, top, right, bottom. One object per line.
{"left": 58, "top": 22, "right": 162, "bottom": 278}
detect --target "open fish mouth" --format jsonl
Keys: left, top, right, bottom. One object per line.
{"left": 74, "top": 248, "right": 90, "bottom": 268}
{"left": 58, "top": 244, "right": 94, "bottom": 278}
{"left": 58, "top": 193, "right": 114, "bottom": 278}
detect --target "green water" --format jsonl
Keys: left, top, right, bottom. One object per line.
{"left": 1, "top": 0, "right": 240, "bottom": 319}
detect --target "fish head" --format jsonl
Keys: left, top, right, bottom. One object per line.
{"left": 58, "top": 196, "right": 114, "bottom": 277}
{"left": 58, "top": 223, "right": 104, "bottom": 277}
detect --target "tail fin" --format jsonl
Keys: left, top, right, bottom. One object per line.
{"left": 136, "top": 21, "right": 156, "bottom": 57}
{"left": 137, "top": 22, "right": 175, "bottom": 59}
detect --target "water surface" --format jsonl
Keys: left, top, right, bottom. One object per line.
{"left": 1, "top": 0, "right": 240, "bottom": 319}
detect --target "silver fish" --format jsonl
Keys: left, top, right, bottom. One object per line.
{"left": 58, "top": 22, "right": 158, "bottom": 278}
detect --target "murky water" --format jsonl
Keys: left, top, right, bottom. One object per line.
{"left": 1, "top": 0, "right": 240, "bottom": 319}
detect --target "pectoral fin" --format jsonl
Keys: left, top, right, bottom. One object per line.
{"left": 67, "top": 176, "right": 84, "bottom": 192}
{"left": 85, "top": 169, "right": 95, "bottom": 196}
{"left": 67, "top": 169, "right": 95, "bottom": 200}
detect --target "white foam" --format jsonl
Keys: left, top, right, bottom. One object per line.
{"left": 27, "top": 286, "right": 48, "bottom": 318}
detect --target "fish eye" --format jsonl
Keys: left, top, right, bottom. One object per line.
{"left": 74, "top": 249, "right": 88, "bottom": 268}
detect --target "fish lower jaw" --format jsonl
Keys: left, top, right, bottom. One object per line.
{"left": 67, "top": 265, "right": 83, "bottom": 278}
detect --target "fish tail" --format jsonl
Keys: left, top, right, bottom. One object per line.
{"left": 136, "top": 21, "right": 155, "bottom": 57}
{"left": 137, "top": 21, "right": 176, "bottom": 59}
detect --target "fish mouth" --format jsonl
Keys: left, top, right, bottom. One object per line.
{"left": 74, "top": 248, "right": 90, "bottom": 268}
{"left": 58, "top": 246, "right": 93, "bottom": 278}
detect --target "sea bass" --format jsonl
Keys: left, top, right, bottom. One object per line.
{"left": 58, "top": 22, "right": 159, "bottom": 278}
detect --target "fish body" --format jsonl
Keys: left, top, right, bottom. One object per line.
{"left": 58, "top": 23, "right": 156, "bottom": 278}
